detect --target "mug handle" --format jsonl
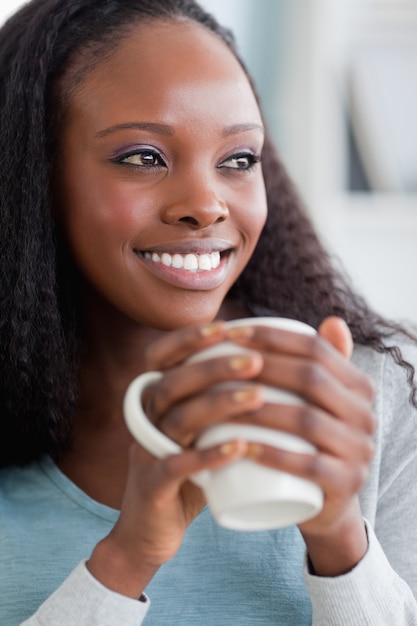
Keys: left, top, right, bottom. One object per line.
{"left": 123, "top": 371, "right": 210, "bottom": 488}
{"left": 123, "top": 371, "right": 182, "bottom": 458}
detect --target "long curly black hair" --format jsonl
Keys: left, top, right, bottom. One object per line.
{"left": 0, "top": 0, "right": 415, "bottom": 467}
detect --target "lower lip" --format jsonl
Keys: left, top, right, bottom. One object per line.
{"left": 135, "top": 252, "right": 231, "bottom": 290}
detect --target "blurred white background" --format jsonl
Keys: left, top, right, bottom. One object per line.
{"left": 0, "top": 1, "right": 17, "bottom": 23}
{"left": 2, "top": 0, "right": 416, "bottom": 322}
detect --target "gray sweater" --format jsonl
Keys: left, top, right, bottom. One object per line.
{"left": 16, "top": 340, "right": 417, "bottom": 625}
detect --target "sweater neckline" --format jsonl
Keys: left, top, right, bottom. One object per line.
{"left": 38, "top": 456, "right": 120, "bottom": 523}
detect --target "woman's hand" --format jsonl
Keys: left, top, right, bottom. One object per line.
{"left": 89, "top": 435, "right": 249, "bottom": 598}
{"left": 226, "top": 315, "right": 376, "bottom": 576}
{"left": 88, "top": 321, "right": 266, "bottom": 597}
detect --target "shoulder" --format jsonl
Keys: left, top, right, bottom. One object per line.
{"left": 0, "top": 460, "right": 44, "bottom": 501}
{"left": 352, "top": 334, "right": 417, "bottom": 406}
{"left": 352, "top": 335, "right": 417, "bottom": 458}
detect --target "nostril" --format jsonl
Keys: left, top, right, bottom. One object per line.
{"left": 178, "top": 216, "right": 199, "bottom": 226}
{"left": 165, "top": 202, "right": 229, "bottom": 228}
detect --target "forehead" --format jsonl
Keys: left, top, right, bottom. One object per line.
{"left": 68, "top": 19, "right": 262, "bottom": 133}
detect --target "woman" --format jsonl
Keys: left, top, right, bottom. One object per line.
{"left": 0, "top": 0, "right": 416, "bottom": 624}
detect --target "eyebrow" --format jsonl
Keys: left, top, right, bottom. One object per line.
{"left": 96, "top": 122, "right": 175, "bottom": 138}
{"left": 96, "top": 121, "right": 264, "bottom": 139}
{"left": 222, "top": 123, "right": 264, "bottom": 137}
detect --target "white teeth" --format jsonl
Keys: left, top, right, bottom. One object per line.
{"left": 144, "top": 250, "right": 224, "bottom": 271}
{"left": 211, "top": 251, "right": 220, "bottom": 268}
{"left": 184, "top": 254, "right": 198, "bottom": 270}
{"left": 161, "top": 253, "right": 172, "bottom": 266}
{"left": 198, "top": 254, "right": 212, "bottom": 270}
{"left": 172, "top": 254, "right": 184, "bottom": 269}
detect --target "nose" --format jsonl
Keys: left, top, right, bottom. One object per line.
{"left": 160, "top": 177, "right": 229, "bottom": 229}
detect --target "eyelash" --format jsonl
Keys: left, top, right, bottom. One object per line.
{"left": 111, "top": 148, "right": 166, "bottom": 170}
{"left": 111, "top": 148, "right": 261, "bottom": 172}
{"left": 218, "top": 152, "right": 261, "bottom": 172}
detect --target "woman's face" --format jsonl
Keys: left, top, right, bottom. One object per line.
{"left": 57, "top": 19, "right": 267, "bottom": 330}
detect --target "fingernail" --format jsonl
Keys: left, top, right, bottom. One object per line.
{"left": 219, "top": 441, "right": 236, "bottom": 455}
{"left": 246, "top": 443, "right": 263, "bottom": 459}
{"left": 220, "top": 440, "right": 247, "bottom": 456}
{"left": 228, "top": 326, "right": 255, "bottom": 339}
{"left": 200, "top": 322, "right": 224, "bottom": 337}
{"left": 232, "top": 387, "right": 262, "bottom": 403}
{"left": 228, "top": 355, "right": 254, "bottom": 371}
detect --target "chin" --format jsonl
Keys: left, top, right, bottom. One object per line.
{"left": 143, "top": 300, "right": 223, "bottom": 331}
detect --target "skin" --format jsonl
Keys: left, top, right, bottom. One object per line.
{"left": 55, "top": 19, "right": 376, "bottom": 600}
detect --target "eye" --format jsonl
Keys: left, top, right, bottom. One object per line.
{"left": 218, "top": 151, "right": 261, "bottom": 172}
{"left": 112, "top": 148, "right": 167, "bottom": 169}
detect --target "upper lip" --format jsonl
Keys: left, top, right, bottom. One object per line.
{"left": 136, "top": 238, "right": 235, "bottom": 255}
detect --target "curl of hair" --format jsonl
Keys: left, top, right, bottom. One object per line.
{"left": 0, "top": 0, "right": 415, "bottom": 467}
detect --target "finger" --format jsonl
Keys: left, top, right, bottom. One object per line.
{"left": 227, "top": 323, "right": 375, "bottom": 401}
{"left": 256, "top": 354, "right": 376, "bottom": 433}
{"left": 246, "top": 445, "right": 369, "bottom": 498}
{"left": 147, "top": 440, "right": 249, "bottom": 502}
{"left": 145, "top": 322, "right": 227, "bottom": 370}
{"left": 318, "top": 316, "right": 353, "bottom": 359}
{"left": 161, "top": 384, "right": 265, "bottom": 446}
{"left": 233, "top": 403, "right": 375, "bottom": 460}
{"left": 149, "top": 352, "right": 264, "bottom": 419}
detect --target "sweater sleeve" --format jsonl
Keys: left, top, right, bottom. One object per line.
{"left": 305, "top": 340, "right": 417, "bottom": 625}
{"left": 20, "top": 561, "right": 149, "bottom": 626}
{"left": 304, "top": 520, "right": 417, "bottom": 625}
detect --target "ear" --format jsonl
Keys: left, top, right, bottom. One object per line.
{"left": 318, "top": 316, "right": 353, "bottom": 359}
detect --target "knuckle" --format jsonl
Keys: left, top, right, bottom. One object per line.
{"left": 360, "top": 404, "right": 377, "bottom": 434}
{"left": 349, "top": 464, "right": 368, "bottom": 492}
{"left": 185, "top": 359, "right": 221, "bottom": 386}
{"left": 192, "top": 357, "right": 219, "bottom": 379}
{"left": 206, "top": 358, "right": 225, "bottom": 376}
{"left": 305, "top": 335, "right": 326, "bottom": 361}
{"left": 148, "top": 378, "right": 176, "bottom": 418}
{"left": 360, "top": 373, "right": 376, "bottom": 401}
{"left": 300, "top": 362, "right": 326, "bottom": 392}
{"left": 163, "top": 408, "right": 187, "bottom": 442}
{"left": 304, "top": 454, "right": 323, "bottom": 480}
{"left": 296, "top": 406, "right": 320, "bottom": 439}
{"left": 154, "top": 375, "right": 175, "bottom": 404}
{"left": 360, "top": 436, "right": 375, "bottom": 464}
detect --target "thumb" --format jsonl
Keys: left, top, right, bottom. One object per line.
{"left": 318, "top": 316, "right": 353, "bottom": 358}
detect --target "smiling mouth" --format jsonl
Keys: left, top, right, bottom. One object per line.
{"left": 138, "top": 250, "right": 230, "bottom": 272}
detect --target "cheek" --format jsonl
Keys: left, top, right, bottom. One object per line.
{"left": 239, "top": 179, "right": 267, "bottom": 245}
{"left": 63, "top": 175, "right": 149, "bottom": 250}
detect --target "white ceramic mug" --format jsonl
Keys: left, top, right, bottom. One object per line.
{"left": 124, "top": 317, "right": 323, "bottom": 531}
